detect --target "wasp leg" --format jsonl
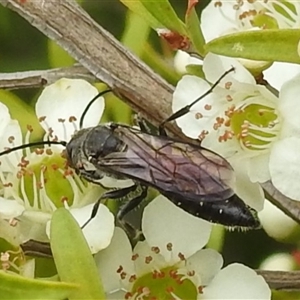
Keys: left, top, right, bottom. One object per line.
{"left": 159, "top": 67, "right": 235, "bottom": 136}
{"left": 117, "top": 185, "right": 148, "bottom": 240}
{"left": 81, "top": 184, "right": 138, "bottom": 229}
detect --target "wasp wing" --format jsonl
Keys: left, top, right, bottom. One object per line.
{"left": 95, "top": 126, "right": 236, "bottom": 202}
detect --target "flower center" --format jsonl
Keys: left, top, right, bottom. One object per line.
{"left": 216, "top": 0, "right": 299, "bottom": 30}
{"left": 215, "top": 102, "right": 279, "bottom": 151}
{"left": 129, "top": 266, "right": 198, "bottom": 300}
{"left": 18, "top": 150, "right": 79, "bottom": 211}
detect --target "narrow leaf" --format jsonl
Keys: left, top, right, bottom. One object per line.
{"left": 185, "top": 0, "right": 205, "bottom": 55}
{"left": 140, "top": 0, "right": 187, "bottom": 35}
{"left": 0, "top": 270, "right": 77, "bottom": 300}
{"left": 205, "top": 29, "right": 300, "bottom": 64}
{"left": 119, "top": 0, "right": 163, "bottom": 29}
{"left": 122, "top": 11, "right": 151, "bottom": 56}
{"left": 50, "top": 208, "right": 105, "bottom": 300}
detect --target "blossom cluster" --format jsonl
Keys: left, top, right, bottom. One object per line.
{"left": 4, "top": 0, "right": 300, "bottom": 298}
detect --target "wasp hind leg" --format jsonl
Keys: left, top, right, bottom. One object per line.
{"left": 81, "top": 184, "right": 138, "bottom": 229}
{"left": 117, "top": 185, "right": 148, "bottom": 241}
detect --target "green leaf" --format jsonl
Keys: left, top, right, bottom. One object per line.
{"left": 50, "top": 208, "right": 105, "bottom": 300}
{"left": 0, "top": 90, "right": 43, "bottom": 140}
{"left": 122, "top": 11, "right": 151, "bottom": 56}
{"left": 185, "top": 6, "right": 205, "bottom": 56}
{"left": 0, "top": 270, "right": 77, "bottom": 300}
{"left": 119, "top": 0, "right": 164, "bottom": 29}
{"left": 140, "top": 0, "right": 186, "bottom": 35}
{"left": 205, "top": 29, "right": 300, "bottom": 64}
{"left": 48, "top": 40, "right": 75, "bottom": 68}
{"left": 186, "top": 64, "right": 204, "bottom": 78}
{"left": 206, "top": 225, "right": 225, "bottom": 252}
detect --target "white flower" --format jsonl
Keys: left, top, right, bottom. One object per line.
{"left": 95, "top": 196, "right": 270, "bottom": 299}
{"left": 259, "top": 201, "right": 300, "bottom": 243}
{"left": 0, "top": 78, "right": 114, "bottom": 253}
{"left": 260, "top": 252, "right": 296, "bottom": 272}
{"left": 201, "top": 0, "right": 300, "bottom": 90}
{"left": 173, "top": 53, "right": 300, "bottom": 204}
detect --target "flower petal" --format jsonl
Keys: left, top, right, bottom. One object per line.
{"left": 203, "top": 53, "right": 256, "bottom": 86}
{"left": 230, "top": 159, "right": 265, "bottom": 211}
{"left": 186, "top": 248, "right": 223, "bottom": 286}
{"left": 36, "top": 78, "right": 104, "bottom": 140}
{"left": 172, "top": 74, "right": 220, "bottom": 139}
{"left": 279, "top": 74, "right": 300, "bottom": 138}
{"left": 0, "top": 102, "right": 11, "bottom": 133}
{"left": 0, "top": 119, "right": 22, "bottom": 172}
{"left": 69, "top": 203, "right": 115, "bottom": 254}
{"left": 202, "top": 263, "right": 271, "bottom": 299}
{"left": 142, "top": 196, "right": 212, "bottom": 263}
{"left": 201, "top": 1, "right": 237, "bottom": 42}
{"left": 133, "top": 240, "right": 167, "bottom": 276}
{"left": 0, "top": 197, "right": 24, "bottom": 219}
{"left": 0, "top": 217, "right": 21, "bottom": 246}
{"left": 264, "top": 62, "right": 300, "bottom": 90}
{"left": 260, "top": 253, "right": 295, "bottom": 271}
{"left": 259, "top": 200, "right": 299, "bottom": 242}
{"left": 247, "top": 153, "right": 271, "bottom": 183}
{"left": 94, "top": 227, "right": 134, "bottom": 293}
{"left": 269, "top": 138, "right": 300, "bottom": 200}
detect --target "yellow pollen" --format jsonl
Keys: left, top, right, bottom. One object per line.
{"left": 8, "top": 136, "right": 15, "bottom": 143}
{"left": 198, "top": 130, "right": 209, "bottom": 141}
{"left": 145, "top": 256, "right": 153, "bottom": 264}
{"left": 151, "top": 246, "right": 160, "bottom": 254}
{"left": 226, "top": 95, "right": 233, "bottom": 101}
{"left": 39, "top": 116, "right": 46, "bottom": 122}
{"left": 132, "top": 253, "right": 139, "bottom": 261}
{"left": 129, "top": 275, "right": 137, "bottom": 283}
{"left": 195, "top": 112, "right": 203, "bottom": 119}
{"left": 166, "top": 243, "right": 173, "bottom": 251}
{"left": 69, "top": 116, "right": 77, "bottom": 122}
{"left": 116, "top": 265, "right": 123, "bottom": 273}
{"left": 178, "top": 252, "right": 185, "bottom": 261}
{"left": 120, "top": 271, "right": 127, "bottom": 280}
{"left": 225, "top": 81, "right": 233, "bottom": 89}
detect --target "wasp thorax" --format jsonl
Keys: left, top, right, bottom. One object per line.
{"left": 82, "top": 125, "right": 125, "bottom": 159}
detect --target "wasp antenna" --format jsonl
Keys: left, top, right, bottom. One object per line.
{"left": 159, "top": 67, "right": 235, "bottom": 133}
{"left": 188, "top": 66, "right": 235, "bottom": 109}
{"left": 0, "top": 141, "right": 67, "bottom": 157}
{"left": 79, "top": 89, "right": 112, "bottom": 129}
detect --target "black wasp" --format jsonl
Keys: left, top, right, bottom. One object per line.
{"left": 0, "top": 68, "right": 260, "bottom": 237}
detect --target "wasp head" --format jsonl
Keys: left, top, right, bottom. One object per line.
{"left": 63, "top": 125, "right": 126, "bottom": 183}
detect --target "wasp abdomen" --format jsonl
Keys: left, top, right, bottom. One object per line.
{"left": 162, "top": 192, "right": 260, "bottom": 229}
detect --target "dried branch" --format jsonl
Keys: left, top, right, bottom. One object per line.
{"left": 257, "top": 270, "right": 300, "bottom": 291}
{"left": 1, "top": 0, "right": 300, "bottom": 291}
{"left": 0, "top": 65, "right": 95, "bottom": 89}
{"left": 0, "top": 0, "right": 176, "bottom": 133}
{"left": 262, "top": 181, "right": 300, "bottom": 223}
